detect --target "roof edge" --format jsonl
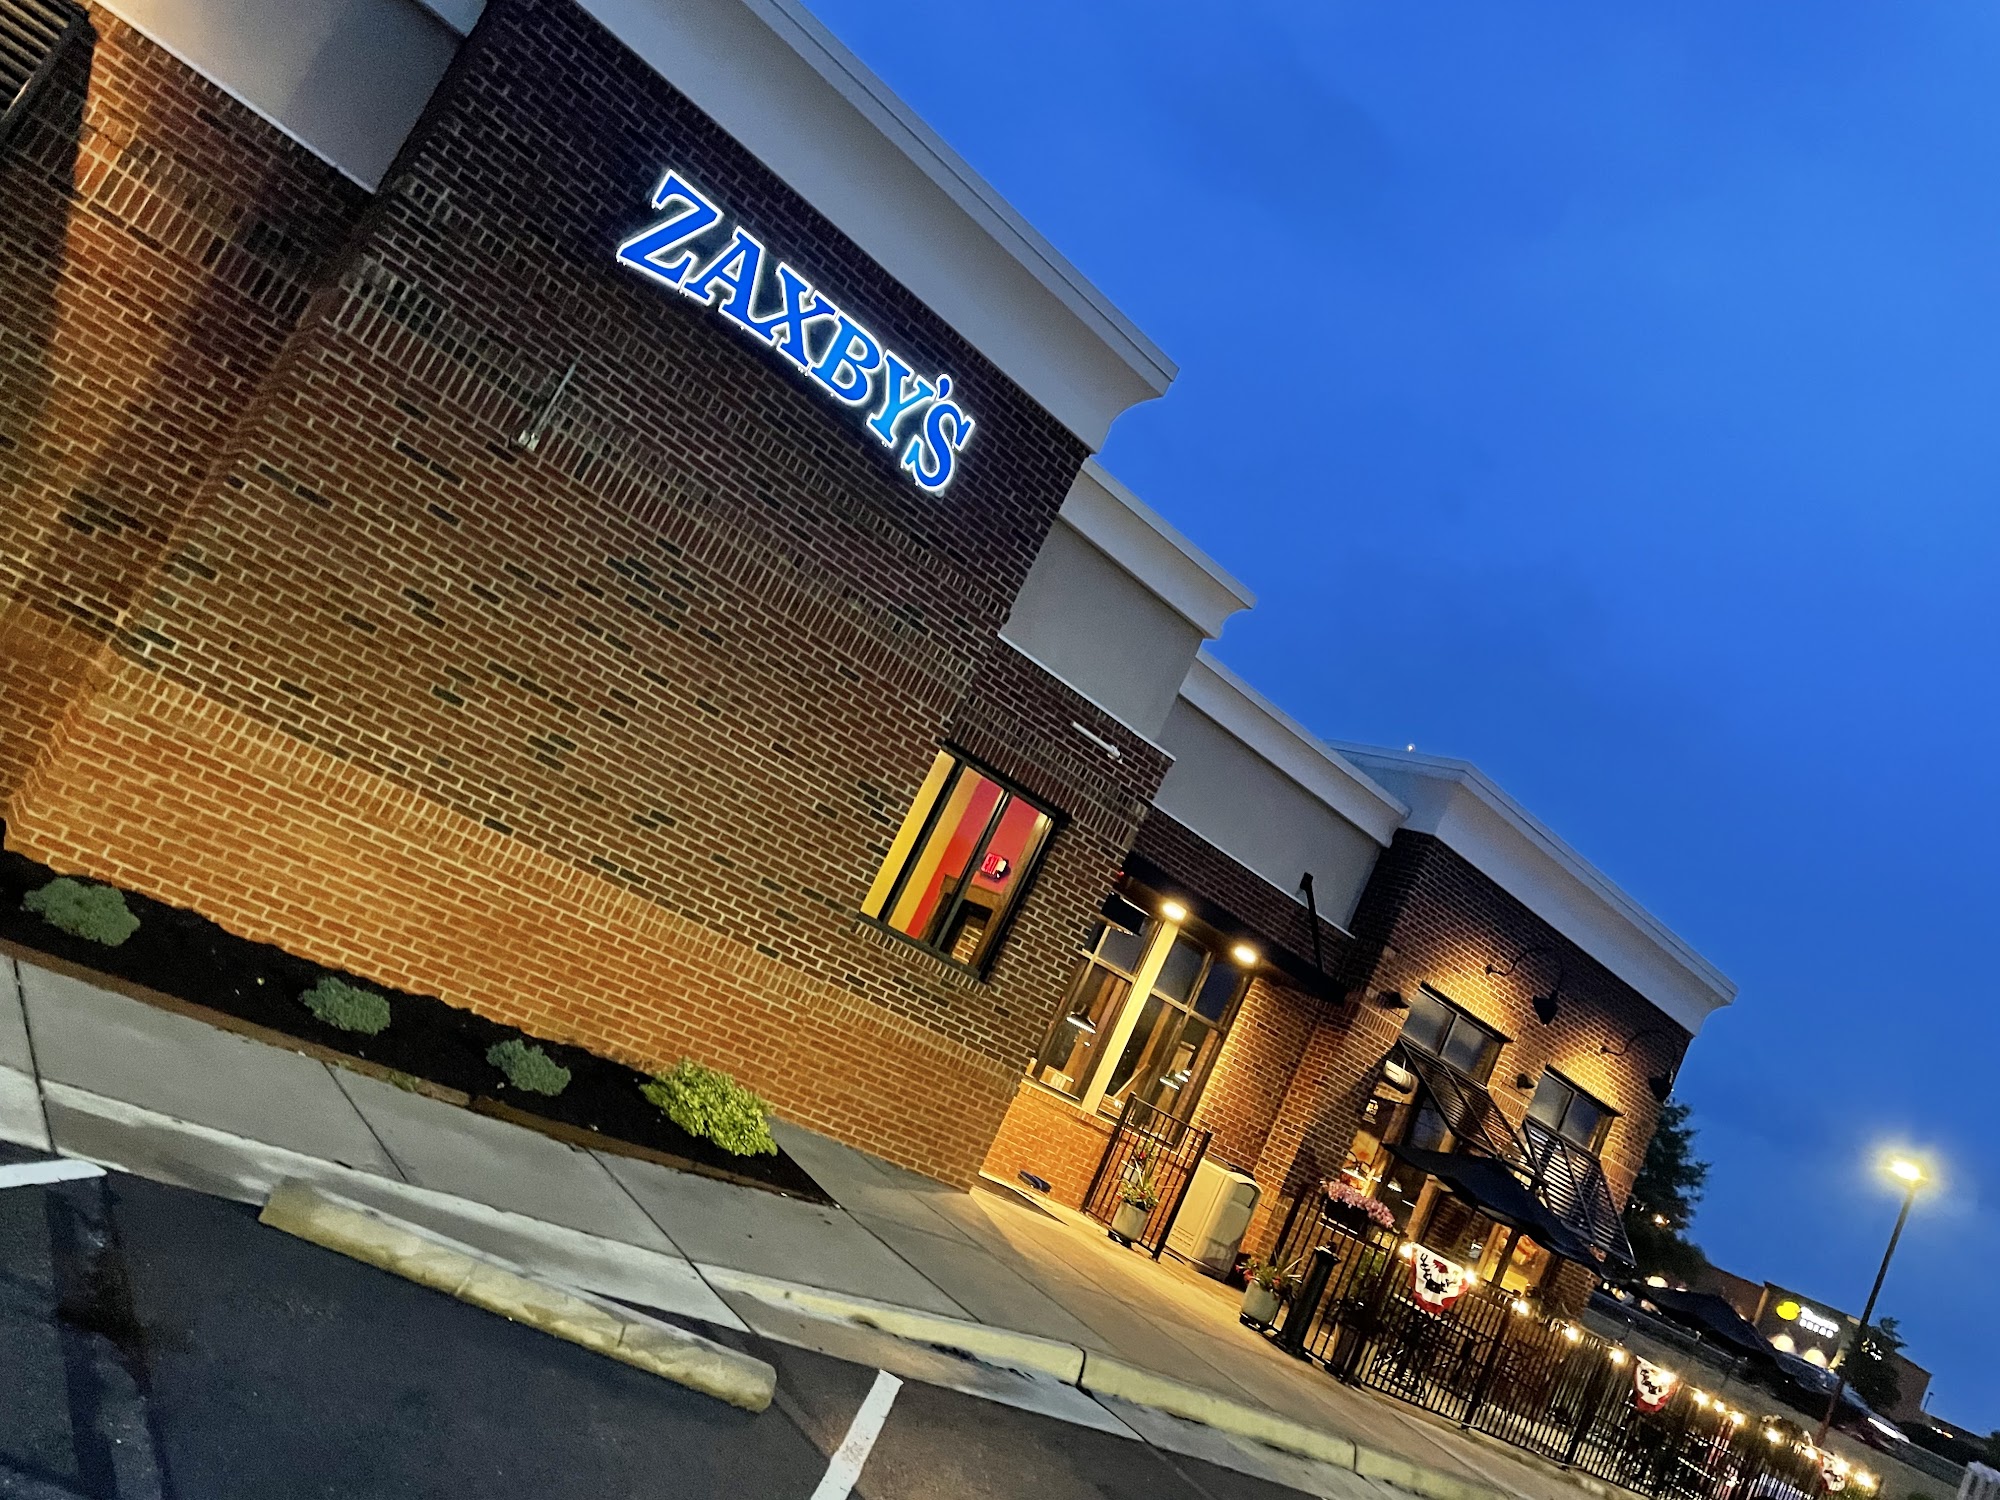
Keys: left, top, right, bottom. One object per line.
{"left": 1181, "top": 651, "right": 1409, "bottom": 845}
{"left": 1332, "top": 743, "right": 1737, "bottom": 1029}
{"left": 1059, "top": 460, "right": 1255, "bottom": 639}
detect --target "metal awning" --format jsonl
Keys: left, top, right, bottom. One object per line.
{"left": 1392, "top": 1046, "right": 1534, "bottom": 1171}
{"left": 1385, "top": 1142, "right": 1600, "bottom": 1266}
{"left": 1391, "top": 1045, "right": 1635, "bottom": 1269}
{"left": 1522, "top": 1119, "right": 1637, "bottom": 1268}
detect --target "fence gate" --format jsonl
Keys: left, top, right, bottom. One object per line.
{"left": 1081, "top": 1097, "right": 1209, "bottom": 1259}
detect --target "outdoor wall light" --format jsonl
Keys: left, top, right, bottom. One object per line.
{"left": 1062, "top": 1013, "right": 1097, "bottom": 1034}
{"left": 1160, "top": 899, "right": 1189, "bottom": 923}
{"left": 1230, "top": 942, "right": 1259, "bottom": 966}
{"left": 1509, "top": 1297, "right": 1531, "bottom": 1316}
{"left": 1607, "top": 1349, "right": 1628, "bottom": 1366}
{"left": 1377, "top": 990, "right": 1410, "bottom": 1011}
{"left": 1485, "top": 944, "right": 1563, "bottom": 1024}
{"left": 1562, "top": 1324, "right": 1582, "bottom": 1343}
{"left": 1514, "top": 1072, "right": 1535, "bottom": 1091}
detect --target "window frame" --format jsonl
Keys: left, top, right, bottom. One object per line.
{"left": 1092, "top": 935, "right": 1247, "bottom": 1123}
{"left": 1028, "top": 917, "right": 1155, "bottom": 1100}
{"left": 1401, "top": 985, "right": 1508, "bottom": 1085}
{"left": 862, "top": 748, "right": 1060, "bottom": 977}
{"left": 1527, "top": 1070, "right": 1616, "bottom": 1152}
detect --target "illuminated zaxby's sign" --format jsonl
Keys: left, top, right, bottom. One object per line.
{"left": 615, "top": 170, "right": 975, "bottom": 493}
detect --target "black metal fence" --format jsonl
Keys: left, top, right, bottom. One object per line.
{"left": 1081, "top": 1097, "right": 1210, "bottom": 1259}
{"left": 1274, "top": 1242, "right": 1836, "bottom": 1500}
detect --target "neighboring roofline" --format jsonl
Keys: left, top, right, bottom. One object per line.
{"left": 1179, "top": 651, "right": 1409, "bottom": 846}
{"left": 574, "top": 0, "right": 1177, "bottom": 448}
{"left": 1330, "top": 743, "right": 1737, "bottom": 1033}
{"left": 1058, "top": 460, "right": 1255, "bottom": 639}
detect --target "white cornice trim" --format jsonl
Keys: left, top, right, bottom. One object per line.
{"left": 1331, "top": 744, "right": 1737, "bottom": 1034}
{"left": 1058, "top": 460, "right": 1254, "bottom": 639}
{"left": 574, "top": 0, "right": 1175, "bottom": 448}
{"left": 1179, "top": 651, "right": 1409, "bottom": 846}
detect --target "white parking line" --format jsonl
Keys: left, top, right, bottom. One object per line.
{"left": 0, "top": 1158, "right": 105, "bottom": 1190}
{"left": 809, "top": 1370, "right": 902, "bottom": 1500}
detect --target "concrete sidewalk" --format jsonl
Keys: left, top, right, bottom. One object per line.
{"left": 0, "top": 951, "right": 1610, "bottom": 1500}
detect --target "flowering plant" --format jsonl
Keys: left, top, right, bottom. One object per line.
{"left": 1244, "top": 1255, "right": 1301, "bottom": 1295}
{"left": 1118, "top": 1174, "right": 1161, "bottom": 1211}
{"left": 1322, "top": 1179, "right": 1397, "bottom": 1231}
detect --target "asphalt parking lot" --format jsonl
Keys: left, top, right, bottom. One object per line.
{"left": 0, "top": 1149, "right": 1325, "bottom": 1499}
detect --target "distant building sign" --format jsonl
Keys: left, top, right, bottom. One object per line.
{"left": 1761, "top": 1286, "right": 1855, "bottom": 1369}
{"left": 616, "top": 170, "right": 976, "bottom": 493}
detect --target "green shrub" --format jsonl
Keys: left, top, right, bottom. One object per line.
{"left": 486, "top": 1038, "right": 571, "bottom": 1097}
{"left": 300, "top": 977, "right": 391, "bottom": 1035}
{"left": 640, "top": 1059, "right": 776, "bottom": 1157}
{"left": 22, "top": 878, "right": 140, "bottom": 947}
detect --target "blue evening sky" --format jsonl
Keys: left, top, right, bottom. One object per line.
{"left": 805, "top": 0, "right": 2000, "bottom": 1428}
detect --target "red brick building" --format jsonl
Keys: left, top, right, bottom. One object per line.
{"left": 981, "top": 472, "right": 1731, "bottom": 1299}
{"left": 1, "top": 0, "right": 1733, "bottom": 1298}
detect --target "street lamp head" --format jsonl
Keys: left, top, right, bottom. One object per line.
{"left": 1888, "top": 1158, "right": 1923, "bottom": 1186}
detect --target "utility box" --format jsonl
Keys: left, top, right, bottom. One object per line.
{"left": 1167, "top": 1158, "right": 1259, "bottom": 1273}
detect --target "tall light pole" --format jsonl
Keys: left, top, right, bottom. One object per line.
{"left": 1813, "top": 1158, "right": 1924, "bottom": 1447}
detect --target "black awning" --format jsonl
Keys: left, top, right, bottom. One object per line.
{"left": 1394, "top": 1046, "right": 1534, "bottom": 1172}
{"left": 1522, "top": 1120, "right": 1637, "bottom": 1268}
{"left": 1634, "top": 1285, "right": 1772, "bottom": 1362}
{"left": 1386, "top": 1142, "right": 1600, "bottom": 1266}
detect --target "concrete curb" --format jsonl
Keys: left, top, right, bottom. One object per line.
{"left": 698, "top": 1263, "right": 1086, "bottom": 1384}
{"left": 261, "top": 1181, "right": 775, "bottom": 1412}
{"left": 1080, "top": 1351, "right": 1508, "bottom": 1500}
{"left": 697, "top": 1267, "right": 1512, "bottom": 1500}
{"left": 1079, "top": 1352, "right": 1357, "bottom": 1467}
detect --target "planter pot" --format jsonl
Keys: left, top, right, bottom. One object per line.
{"left": 1324, "top": 1201, "right": 1379, "bottom": 1237}
{"left": 1110, "top": 1201, "right": 1151, "bottom": 1242}
{"left": 1240, "top": 1283, "right": 1282, "bottom": 1326}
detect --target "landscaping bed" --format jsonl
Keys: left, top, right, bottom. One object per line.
{"left": 0, "top": 833, "right": 830, "bottom": 1203}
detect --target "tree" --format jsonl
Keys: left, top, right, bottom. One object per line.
{"left": 1840, "top": 1316, "right": 1904, "bottom": 1414}
{"left": 1623, "top": 1100, "right": 1711, "bottom": 1283}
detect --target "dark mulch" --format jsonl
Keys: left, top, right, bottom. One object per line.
{"left": 0, "top": 833, "right": 828, "bottom": 1202}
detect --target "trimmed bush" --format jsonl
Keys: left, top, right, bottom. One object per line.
{"left": 22, "top": 878, "right": 140, "bottom": 948}
{"left": 486, "top": 1038, "right": 571, "bottom": 1097}
{"left": 300, "top": 977, "right": 391, "bottom": 1035}
{"left": 640, "top": 1060, "right": 776, "bottom": 1157}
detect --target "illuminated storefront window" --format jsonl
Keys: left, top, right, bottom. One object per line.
{"left": 1029, "top": 903, "right": 1249, "bottom": 1122}
{"left": 863, "top": 752, "right": 1053, "bottom": 972}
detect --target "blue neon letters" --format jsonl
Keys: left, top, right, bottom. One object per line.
{"left": 616, "top": 170, "right": 974, "bottom": 493}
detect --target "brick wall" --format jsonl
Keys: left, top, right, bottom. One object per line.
{"left": 1343, "top": 832, "right": 1690, "bottom": 1200}
{"left": 981, "top": 1081, "right": 1115, "bottom": 1206}
{"left": 0, "top": 8, "right": 367, "bottom": 801}
{"left": 1, "top": 0, "right": 1172, "bottom": 1183}
{"left": 1188, "top": 973, "right": 1316, "bottom": 1174}
{"left": 1225, "top": 829, "right": 1690, "bottom": 1268}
